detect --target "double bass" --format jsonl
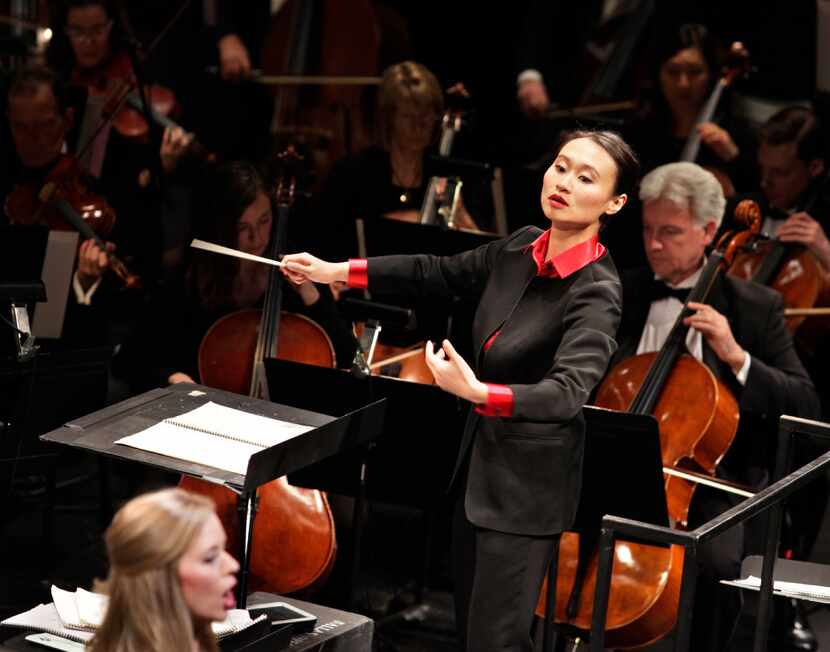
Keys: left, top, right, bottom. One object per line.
{"left": 536, "top": 200, "right": 761, "bottom": 648}
{"left": 181, "top": 150, "right": 337, "bottom": 596}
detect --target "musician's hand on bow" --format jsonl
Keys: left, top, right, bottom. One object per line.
{"left": 218, "top": 33, "right": 252, "bottom": 81}
{"left": 684, "top": 302, "right": 747, "bottom": 374}
{"left": 77, "top": 238, "right": 112, "bottom": 291}
{"left": 697, "top": 122, "right": 739, "bottom": 162}
{"left": 281, "top": 253, "right": 349, "bottom": 286}
{"left": 517, "top": 79, "right": 550, "bottom": 119}
{"left": 424, "top": 339, "right": 488, "bottom": 403}
{"left": 777, "top": 212, "right": 830, "bottom": 268}
{"left": 160, "top": 127, "right": 193, "bottom": 173}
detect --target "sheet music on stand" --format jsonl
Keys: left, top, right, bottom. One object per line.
{"left": 40, "top": 383, "right": 386, "bottom": 606}
{"left": 722, "top": 555, "right": 830, "bottom": 605}
{"left": 41, "top": 383, "right": 385, "bottom": 492}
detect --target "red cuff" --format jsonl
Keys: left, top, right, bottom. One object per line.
{"left": 475, "top": 383, "right": 514, "bottom": 418}
{"left": 347, "top": 258, "right": 368, "bottom": 289}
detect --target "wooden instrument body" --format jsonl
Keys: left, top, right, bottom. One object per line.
{"left": 186, "top": 155, "right": 340, "bottom": 596}
{"left": 198, "top": 310, "right": 336, "bottom": 392}
{"left": 595, "top": 353, "right": 739, "bottom": 528}
{"left": 189, "top": 309, "right": 338, "bottom": 596}
{"left": 729, "top": 242, "right": 830, "bottom": 354}
{"left": 536, "top": 353, "right": 738, "bottom": 648}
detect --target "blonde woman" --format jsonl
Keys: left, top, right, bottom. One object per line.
{"left": 315, "top": 60, "right": 476, "bottom": 259}
{"left": 88, "top": 488, "right": 239, "bottom": 652}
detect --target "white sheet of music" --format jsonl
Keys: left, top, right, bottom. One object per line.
{"left": 115, "top": 401, "right": 313, "bottom": 476}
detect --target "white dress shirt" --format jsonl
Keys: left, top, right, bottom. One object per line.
{"left": 636, "top": 266, "right": 751, "bottom": 385}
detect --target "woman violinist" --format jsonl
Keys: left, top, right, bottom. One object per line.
{"left": 283, "top": 130, "right": 638, "bottom": 652}
{"left": 129, "top": 161, "right": 355, "bottom": 390}
{"left": 47, "top": 0, "right": 195, "bottom": 277}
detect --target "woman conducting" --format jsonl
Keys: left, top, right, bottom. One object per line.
{"left": 88, "top": 488, "right": 239, "bottom": 652}
{"left": 282, "top": 130, "right": 639, "bottom": 651}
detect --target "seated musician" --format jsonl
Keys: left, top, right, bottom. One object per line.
{"left": 46, "top": 0, "right": 197, "bottom": 280}
{"left": 314, "top": 60, "right": 477, "bottom": 261}
{"left": 2, "top": 64, "right": 115, "bottom": 347}
{"left": 88, "top": 488, "right": 239, "bottom": 652}
{"left": 744, "top": 106, "right": 830, "bottom": 275}
{"left": 627, "top": 24, "right": 756, "bottom": 187}
{"left": 613, "top": 161, "right": 820, "bottom": 649}
{"left": 605, "top": 23, "right": 757, "bottom": 271}
{"left": 129, "top": 160, "right": 355, "bottom": 390}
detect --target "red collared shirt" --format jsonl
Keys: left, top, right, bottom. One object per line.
{"left": 346, "top": 230, "right": 606, "bottom": 417}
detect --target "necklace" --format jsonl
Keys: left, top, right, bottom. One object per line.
{"left": 390, "top": 155, "right": 421, "bottom": 204}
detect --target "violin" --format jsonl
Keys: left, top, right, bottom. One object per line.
{"left": 5, "top": 153, "right": 141, "bottom": 289}
{"left": 535, "top": 200, "right": 762, "bottom": 648}
{"left": 71, "top": 50, "right": 173, "bottom": 142}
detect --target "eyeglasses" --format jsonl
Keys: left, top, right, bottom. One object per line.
{"left": 64, "top": 20, "right": 112, "bottom": 43}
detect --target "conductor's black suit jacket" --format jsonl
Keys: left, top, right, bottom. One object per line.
{"left": 366, "top": 226, "right": 622, "bottom": 536}
{"left": 610, "top": 267, "right": 821, "bottom": 486}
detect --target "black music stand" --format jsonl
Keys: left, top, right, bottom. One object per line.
{"left": 543, "top": 406, "right": 668, "bottom": 651}
{"left": 271, "top": 359, "right": 465, "bottom": 505}
{"left": 269, "top": 358, "right": 466, "bottom": 612}
{"left": 40, "top": 382, "right": 386, "bottom": 607}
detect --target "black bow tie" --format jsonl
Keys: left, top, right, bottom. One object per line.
{"left": 649, "top": 279, "right": 691, "bottom": 304}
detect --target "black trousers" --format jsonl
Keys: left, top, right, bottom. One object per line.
{"left": 451, "top": 484, "right": 560, "bottom": 652}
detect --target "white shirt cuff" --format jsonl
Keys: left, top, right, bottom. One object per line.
{"left": 517, "top": 69, "right": 543, "bottom": 85}
{"left": 72, "top": 271, "right": 102, "bottom": 305}
{"left": 735, "top": 352, "right": 751, "bottom": 386}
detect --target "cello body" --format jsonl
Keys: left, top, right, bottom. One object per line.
{"left": 536, "top": 353, "right": 738, "bottom": 648}
{"left": 729, "top": 241, "right": 830, "bottom": 355}
{"left": 183, "top": 152, "right": 339, "bottom": 596}
{"left": 182, "top": 310, "right": 338, "bottom": 596}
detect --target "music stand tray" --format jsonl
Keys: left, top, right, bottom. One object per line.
{"left": 40, "top": 383, "right": 386, "bottom": 605}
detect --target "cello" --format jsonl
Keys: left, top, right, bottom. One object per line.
{"left": 535, "top": 200, "right": 761, "bottom": 648}
{"left": 728, "top": 172, "right": 830, "bottom": 355}
{"left": 181, "top": 149, "right": 337, "bottom": 596}
{"left": 679, "top": 42, "right": 751, "bottom": 198}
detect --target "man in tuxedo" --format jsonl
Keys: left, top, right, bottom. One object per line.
{"left": 610, "top": 161, "right": 820, "bottom": 650}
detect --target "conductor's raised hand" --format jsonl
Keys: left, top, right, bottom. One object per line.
{"left": 424, "top": 339, "right": 488, "bottom": 404}
{"left": 280, "top": 253, "right": 349, "bottom": 285}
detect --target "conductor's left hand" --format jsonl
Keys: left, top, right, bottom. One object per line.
{"left": 425, "top": 339, "right": 488, "bottom": 404}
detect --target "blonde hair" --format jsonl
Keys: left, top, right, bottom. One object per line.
{"left": 376, "top": 60, "right": 443, "bottom": 150}
{"left": 88, "top": 488, "right": 219, "bottom": 652}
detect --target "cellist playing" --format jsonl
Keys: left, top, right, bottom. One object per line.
{"left": 612, "top": 161, "right": 820, "bottom": 650}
